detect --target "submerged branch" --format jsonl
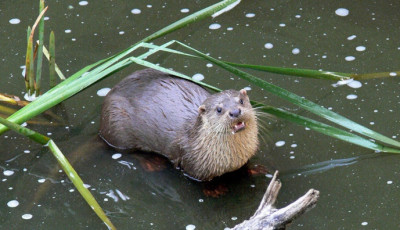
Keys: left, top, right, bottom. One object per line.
{"left": 230, "top": 171, "right": 319, "bottom": 230}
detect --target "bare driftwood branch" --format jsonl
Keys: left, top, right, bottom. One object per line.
{"left": 230, "top": 171, "right": 319, "bottom": 230}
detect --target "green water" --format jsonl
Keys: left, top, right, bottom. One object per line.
{"left": 1, "top": 0, "right": 399, "bottom": 229}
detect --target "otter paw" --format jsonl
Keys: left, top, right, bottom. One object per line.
{"left": 247, "top": 164, "right": 272, "bottom": 176}
{"left": 202, "top": 184, "right": 229, "bottom": 198}
{"left": 138, "top": 155, "right": 168, "bottom": 172}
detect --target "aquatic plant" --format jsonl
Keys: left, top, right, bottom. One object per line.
{"left": 1, "top": 0, "right": 400, "bottom": 229}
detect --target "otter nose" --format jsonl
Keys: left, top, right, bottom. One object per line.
{"left": 229, "top": 108, "right": 241, "bottom": 118}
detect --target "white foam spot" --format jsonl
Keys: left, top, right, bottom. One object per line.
{"left": 65, "top": 29, "right": 71, "bottom": 33}
{"left": 112, "top": 153, "right": 122, "bottom": 159}
{"left": 295, "top": 15, "right": 301, "bottom": 18}
{"left": 346, "top": 94, "right": 357, "bottom": 100}
{"left": 279, "top": 23, "right": 286, "bottom": 27}
{"left": 389, "top": 72, "right": 397, "bottom": 77}
{"left": 181, "top": 8, "right": 189, "bottom": 13}
{"left": 24, "top": 150, "right": 30, "bottom": 153}
{"left": 7, "top": 200, "right": 19, "bottom": 208}
{"left": 24, "top": 92, "right": 37, "bottom": 101}
{"left": 335, "top": 8, "right": 349, "bottom": 17}
{"left": 291, "top": 144, "right": 297, "bottom": 148}
{"left": 79, "top": 1, "right": 88, "bottom": 6}
{"left": 4, "top": 170, "right": 14, "bottom": 176}
{"left": 97, "top": 88, "right": 111, "bottom": 97}
{"left": 231, "top": 217, "right": 238, "bottom": 220}
{"left": 192, "top": 73, "right": 205, "bottom": 81}
{"left": 245, "top": 13, "right": 255, "bottom": 18}
{"left": 206, "top": 63, "right": 213, "bottom": 68}
{"left": 387, "top": 180, "right": 393, "bottom": 184}
{"left": 347, "top": 80, "right": 362, "bottom": 89}
{"left": 38, "top": 179, "right": 46, "bottom": 183}
{"left": 209, "top": 23, "right": 221, "bottom": 30}
{"left": 275, "top": 141, "right": 285, "bottom": 147}
{"left": 227, "top": 27, "right": 233, "bottom": 31}
{"left": 22, "top": 214, "right": 33, "bottom": 220}
{"left": 264, "top": 43, "right": 273, "bottom": 49}
{"left": 356, "top": 46, "right": 366, "bottom": 51}
{"left": 9, "top": 18, "right": 21, "bottom": 24}
{"left": 347, "top": 35, "right": 357, "bottom": 40}
{"left": 119, "top": 31, "right": 125, "bottom": 35}
{"left": 131, "top": 9, "right": 141, "bottom": 14}
{"left": 361, "top": 222, "right": 368, "bottom": 226}
{"left": 243, "top": 86, "right": 252, "bottom": 91}
{"left": 292, "top": 48, "right": 300, "bottom": 55}
{"left": 186, "top": 225, "right": 196, "bottom": 230}
{"left": 345, "top": 56, "right": 355, "bottom": 61}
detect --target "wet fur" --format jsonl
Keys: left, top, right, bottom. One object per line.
{"left": 100, "top": 69, "right": 259, "bottom": 181}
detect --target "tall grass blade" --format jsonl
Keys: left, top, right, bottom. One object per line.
{"left": 38, "top": 40, "right": 65, "bottom": 81}
{"left": 259, "top": 106, "right": 400, "bottom": 153}
{"left": 35, "top": 0, "right": 45, "bottom": 96}
{"left": 24, "top": 26, "right": 32, "bottom": 94}
{"left": 225, "top": 62, "right": 352, "bottom": 80}
{"left": 0, "top": 117, "right": 116, "bottom": 229}
{"left": 49, "top": 31, "right": 57, "bottom": 87}
{"left": 352, "top": 71, "right": 400, "bottom": 80}
{"left": 174, "top": 41, "right": 400, "bottom": 148}
{"left": 28, "top": 35, "right": 35, "bottom": 95}
{"left": 0, "top": 0, "right": 239, "bottom": 134}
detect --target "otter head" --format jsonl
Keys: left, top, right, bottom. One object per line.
{"left": 198, "top": 89, "right": 255, "bottom": 135}
{"left": 180, "top": 89, "right": 259, "bottom": 181}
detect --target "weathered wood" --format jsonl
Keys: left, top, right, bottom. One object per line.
{"left": 230, "top": 171, "right": 319, "bottom": 230}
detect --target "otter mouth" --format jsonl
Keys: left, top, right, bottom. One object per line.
{"left": 232, "top": 121, "right": 246, "bottom": 134}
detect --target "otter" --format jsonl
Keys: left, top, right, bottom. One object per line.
{"left": 99, "top": 68, "right": 259, "bottom": 181}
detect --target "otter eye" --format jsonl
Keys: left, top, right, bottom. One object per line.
{"left": 240, "top": 99, "right": 244, "bottom": 104}
{"left": 217, "top": 107, "right": 222, "bottom": 113}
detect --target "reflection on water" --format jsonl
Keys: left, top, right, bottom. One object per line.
{"left": 1, "top": 0, "right": 400, "bottom": 229}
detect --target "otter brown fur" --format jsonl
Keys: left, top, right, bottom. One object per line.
{"left": 99, "top": 68, "right": 258, "bottom": 181}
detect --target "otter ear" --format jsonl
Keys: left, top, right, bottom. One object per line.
{"left": 240, "top": 89, "right": 247, "bottom": 96}
{"left": 198, "top": 105, "right": 206, "bottom": 114}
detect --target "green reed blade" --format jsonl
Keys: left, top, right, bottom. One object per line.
{"left": 49, "top": 31, "right": 56, "bottom": 87}
{"left": 28, "top": 36, "right": 35, "bottom": 96}
{"left": 0, "top": 117, "right": 116, "bottom": 229}
{"left": 0, "top": 0, "right": 240, "bottom": 134}
{"left": 224, "top": 62, "right": 352, "bottom": 80}
{"left": 259, "top": 106, "right": 400, "bottom": 153}
{"left": 35, "top": 0, "right": 45, "bottom": 96}
{"left": 174, "top": 41, "right": 400, "bottom": 148}
{"left": 24, "top": 26, "right": 32, "bottom": 93}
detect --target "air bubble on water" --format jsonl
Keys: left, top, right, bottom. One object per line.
{"left": 347, "top": 35, "right": 357, "bottom": 40}
{"left": 181, "top": 8, "right": 189, "bottom": 13}
{"left": 209, "top": 23, "right": 221, "bottom": 30}
{"left": 131, "top": 9, "right": 141, "bottom": 14}
{"left": 192, "top": 73, "right": 205, "bottom": 81}
{"left": 356, "top": 46, "right": 366, "bottom": 51}
{"left": 346, "top": 94, "right": 357, "bottom": 100}
{"left": 264, "top": 43, "right": 273, "bottom": 49}
{"left": 245, "top": 13, "right": 255, "bottom": 18}
{"left": 275, "top": 141, "right": 285, "bottom": 147}
{"left": 7, "top": 200, "right": 19, "bottom": 208}
{"left": 9, "top": 18, "right": 21, "bottom": 24}
{"left": 335, "top": 8, "right": 349, "bottom": 17}
{"left": 22, "top": 214, "right": 33, "bottom": 220}
{"left": 97, "top": 88, "right": 111, "bottom": 97}
{"left": 112, "top": 153, "right": 122, "bottom": 159}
